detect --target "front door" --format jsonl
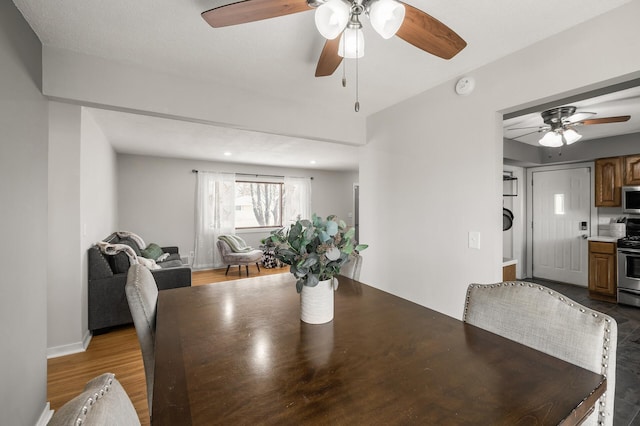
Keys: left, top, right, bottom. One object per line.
{"left": 532, "top": 167, "right": 591, "bottom": 286}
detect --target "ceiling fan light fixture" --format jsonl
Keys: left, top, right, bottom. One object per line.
{"left": 369, "top": 0, "right": 406, "bottom": 39}
{"left": 338, "top": 27, "right": 365, "bottom": 58}
{"left": 562, "top": 128, "right": 582, "bottom": 145}
{"left": 539, "top": 131, "right": 563, "bottom": 147}
{"left": 315, "top": 0, "right": 351, "bottom": 40}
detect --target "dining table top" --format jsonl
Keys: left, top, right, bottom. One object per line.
{"left": 152, "top": 273, "right": 605, "bottom": 425}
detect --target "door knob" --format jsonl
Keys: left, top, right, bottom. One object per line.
{"left": 581, "top": 234, "right": 588, "bottom": 239}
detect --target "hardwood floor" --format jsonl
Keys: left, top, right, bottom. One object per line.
{"left": 191, "top": 263, "right": 284, "bottom": 285}
{"left": 47, "top": 266, "right": 287, "bottom": 425}
{"left": 47, "top": 326, "right": 149, "bottom": 423}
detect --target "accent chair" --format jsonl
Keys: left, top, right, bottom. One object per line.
{"left": 216, "top": 235, "right": 263, "bottom": 276}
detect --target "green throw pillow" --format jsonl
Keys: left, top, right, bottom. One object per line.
{"left": 141, "top": 243, "right": 164, "bottom": 260}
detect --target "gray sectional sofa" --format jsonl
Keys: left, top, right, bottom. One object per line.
{"left": 88, "top": 233, "right": 191, "bottom": 333}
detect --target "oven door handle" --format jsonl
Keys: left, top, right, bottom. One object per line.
{"left": 619, "top": 288, "right": 640, "bottom": 296}
{"left": 618, "top": 250, "right": 640, "bottom": 255}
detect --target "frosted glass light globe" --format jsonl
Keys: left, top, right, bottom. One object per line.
{"left": 338, "top": 28, "right": 365, "bottom": 58}
{"left": 315, "top": 0, "right": 350, "bottom": 40}
{"left": 369, "top": 0, "right": 405, "bottom": 39}
{"left": 539, "top": 131, "right": 563, "bottom": 147}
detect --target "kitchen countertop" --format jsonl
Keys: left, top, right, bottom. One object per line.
{"left": 588, "top": 236, "right": 619, "bottom": 243}
{"left": 503, "top": 258, "right": 518, "bottom": 267}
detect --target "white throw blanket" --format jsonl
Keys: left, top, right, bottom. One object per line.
{"left": 97, "top": 241, "right": 138, "bottom": 264}
{"left": 96, "top": 241, "right": 161, "bottom": 270}
{"left": 138, "top": 256, "right": 161, "bottom": 270}
{"left": 115, "top": 231, "right": 146, "bottom": 251}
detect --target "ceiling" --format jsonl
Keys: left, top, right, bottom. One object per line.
{"left": 13, "top": 0, "right": 634, "bottom": 170}
{"left": 87, "top": 107, "right": 361, "bottom": 170}
{"left": 504, "top": 84, "right": 640, "bottom": 146}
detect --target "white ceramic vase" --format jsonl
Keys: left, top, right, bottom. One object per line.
{"left": 300, "top": 278, "right": 336, "bottom": 324}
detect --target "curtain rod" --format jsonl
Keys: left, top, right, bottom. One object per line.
{"left": 192, "top": 169, "right": 313, "bottom": 180}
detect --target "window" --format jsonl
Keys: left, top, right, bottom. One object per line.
{"left": 554, "top": 193, "right": 565, "bottom": 215}
{"left": 235, "top": 181, "right": 283, "bottom": 229}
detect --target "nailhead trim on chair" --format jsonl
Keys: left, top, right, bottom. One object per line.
{"left": 76, "top": 375, "right": 115, "bottom": 425}
{"left": 464, "top": 281, "right": 612, "bottom": 425}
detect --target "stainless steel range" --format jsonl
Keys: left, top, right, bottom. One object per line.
{"left": 618, "top": 218, "right": 640, "bottom": 307}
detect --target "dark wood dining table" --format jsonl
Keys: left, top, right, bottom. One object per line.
{"left": 152, "top": 273, "right": 605, "bottom": 425}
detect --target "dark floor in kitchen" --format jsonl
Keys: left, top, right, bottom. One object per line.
{"left": 529, "top": 278, "right": 640, "bottom": 426}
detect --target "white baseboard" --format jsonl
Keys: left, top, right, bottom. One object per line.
{"left": 47, "top": 330, "right": 92, "bottom": 359}
{"left": 36, "top": 402, "right": 53, "bottom": 426}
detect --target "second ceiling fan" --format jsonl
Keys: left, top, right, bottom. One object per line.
{"left": 201, "top": 0, "right": 467, "bottom": 78}
{"left": 507, "top": 106, "right": 631, "bottom": 147}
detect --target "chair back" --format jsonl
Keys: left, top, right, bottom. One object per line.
{"left": 48, "top": 373, "right": 140, "bottom": 426}
{"left": 217, "top": 239, "right": 232, "bottom": 262}
{"left": 125, "top": 264, "right": 158, "bottom": 416}
{"left": 464, "top": 282, "right": 617, "bottom": 426}
{"left": 340, "top": 253, "right": 362, "bottom": 281}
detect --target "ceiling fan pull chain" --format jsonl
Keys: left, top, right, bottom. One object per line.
{"left": 354, "top": 30, "right": 360, "bottom": 112}
{"left": 342, "top": 42, "right": 347, "bottom": 88}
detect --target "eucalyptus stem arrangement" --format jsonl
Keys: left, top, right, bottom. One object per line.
{"left": 266, "top": 214, "right": 367, "bottom": 293}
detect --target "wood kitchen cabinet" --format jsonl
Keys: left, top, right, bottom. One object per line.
{"left": 594, "top": 157, "right": 623, "bottom": 207}
{"left": 503, "top": 264, "right": 516, "bottom": 281}
{"left": 624, "top": 154, "right": 640, "bottom": 185}
{"left": 588, "top": 241, "right": 617, "bottom": 302}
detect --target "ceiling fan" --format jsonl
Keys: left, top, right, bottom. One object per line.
{"left": 200, "top": 0, "right": 467, "bottom": 79}
{"left": 506, "top": 106, "right": 631, "bottom": 147}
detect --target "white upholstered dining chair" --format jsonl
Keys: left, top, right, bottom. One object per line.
{"left": 125, "top": 264, "right": 158, "bottom": 417}
{"left": 48, "top": 373, "right": 140, "bottom": 426}
{"left": 464, "top": 282, "right": 617, "bottom": 426}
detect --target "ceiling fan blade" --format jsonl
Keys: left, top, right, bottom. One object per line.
{"left": 512, "top": 129, "right": 545, "bottom": 139}
{"left": 315, "top": 37, "right": 343, "bottom": 77}
{"left": 506, "top": 125, "right": 547, "bottom": 132}
{"left": 578, "top": 115, "right": 631, "bottom": 125}
{"left": 202, "top": 0, "right": 311, "bottom": 28}
{"left": 395, "top": 3, "right": 466, "bottom": 59}
{"left": 566, "top": 111, "right": 596, "bottom": 123}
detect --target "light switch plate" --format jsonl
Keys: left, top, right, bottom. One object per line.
{"left": 468, "top": 231, "right": 481, "bottom": 249}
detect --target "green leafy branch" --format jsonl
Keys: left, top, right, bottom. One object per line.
{"left": 266, "top": 214, "right": 368, "bottom": 292}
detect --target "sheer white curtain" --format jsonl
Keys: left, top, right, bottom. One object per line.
{"left": 283, "top": 176, "right": 312, "bottom": 225}
{"left": 193, "top": 171, "right": 235, "bottom": 269}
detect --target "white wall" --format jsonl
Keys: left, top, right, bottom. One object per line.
{"left": 0, "top": 2, "right": 49, "bottom": 424}
{"left": 116, "top": 154, "right": 358, "bottom": 266}
{"left": 42, "top": 46, "right": 365, "bottom": 146}
{"left": 80, "top": 108, "right": 118, "bottom": 333}
{"left": 46, "top": 104, "right": 118, "bottom": 355}
{"left": 362, "top": 85, "right": 502, "bottom": 318}
{"left": 361, "top": 1, "right": 640, "bottom": 320}
{"left": 47, "top": 102, "right": 82, "bottom": 352}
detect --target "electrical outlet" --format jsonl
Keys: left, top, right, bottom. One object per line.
{"left": 468, "top": 232, "right": 481, "bottom": 249}
{"left": 189, "top": 251, "right": 194, "bottom": 258}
